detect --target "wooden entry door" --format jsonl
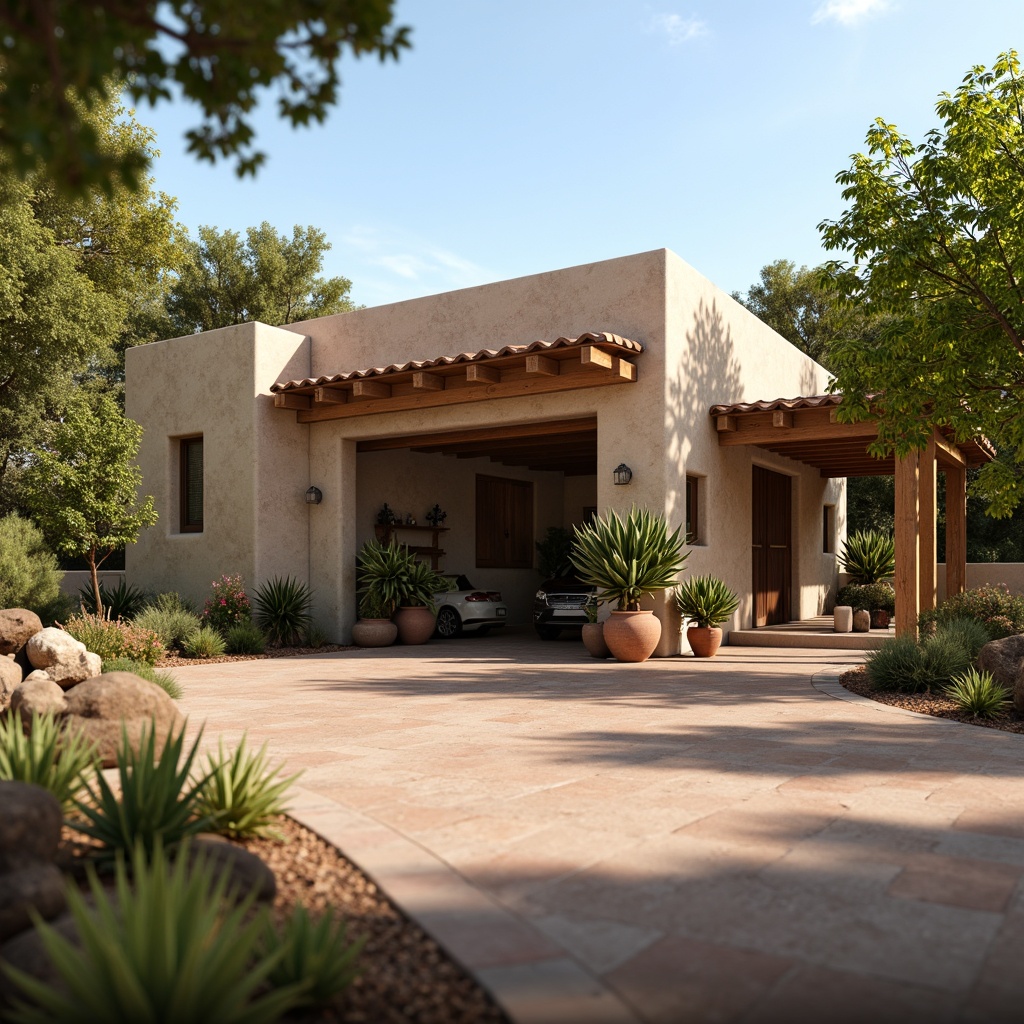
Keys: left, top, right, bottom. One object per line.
{"left": 752, "top": 466, "right": 792, "bottom": 627}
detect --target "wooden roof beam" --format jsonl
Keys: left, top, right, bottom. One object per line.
{"left": 466, "top": 364, "right": 501, "bottom": 384}
{"left": 274, "top": 393, "right": 311, "bottom": 410}
{"left": 412, "top": 372, "right": 445, "bottom": 392}
{"left": 313, "top": 387, "right": 347, "bottom": 405}
{"left": 356, "top": 417, "right": 597, "bottom": 452}
{"left": 352, "top": 380, "right": 392, "bottom": 400}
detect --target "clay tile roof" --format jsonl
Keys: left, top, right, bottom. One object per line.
{"left": 271, "top": 332, "right": 643, "bottom": 393}
{"left": 708, "top": 394, "right": 843, "bottom": 416}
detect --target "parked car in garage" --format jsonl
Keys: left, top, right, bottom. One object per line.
{"left": 533, "top": 576, "right": 597, "bottom": 640}
{"left": 433, "top": 575, "right": 508, "bottom": 637}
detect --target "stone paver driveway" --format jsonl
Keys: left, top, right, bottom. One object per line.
{"left": 177, "top": 635, "right": 1024, "bottom": 1023}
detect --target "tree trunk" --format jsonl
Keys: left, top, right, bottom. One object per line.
{"left": 88, "top": 547, "right": 103, "bottom": 619}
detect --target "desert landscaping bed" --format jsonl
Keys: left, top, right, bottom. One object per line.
{"left": 841, "top": 666, "right": 1024, "bottom": 734}
{"left": 158, "top": 643, "right": 358, "bottom": 668}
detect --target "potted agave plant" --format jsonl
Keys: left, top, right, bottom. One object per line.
{"left": 838, "top": 529, "right": 896, "bottom": 629}
{"left": 571, "top": 507, "right": 688, "bottom": 663}
{"left": 351, "top": 592, "right": 398, "bottom": 648}
{"left": 394, "top": 558, "right": 454, "bottom": 645}
{"left": 674, "top": 575, "right": 739, "bottom": 657}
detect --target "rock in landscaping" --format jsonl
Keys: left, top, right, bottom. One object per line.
{"left": 0, "top": 656, "right": 22, "bottom": 710}
{"left": 0, "top": 609, "right": 42, "bottom": 657}
{"left": 0, "top": 908, "right": 80, "bottom": 1005}
{"left": 0, "top": 782, "right": 64, "bottom": 872}
{"left": 25, "top": 627, "right": 101, "bottom": 688}
{"left": 978, "top": 635, "right": 1024, "bottom": 688}
{"left": 189, "top": 837, "right": 277, "bottom": 903}
{"left": 0, "top": 862, "right": 66, "bottom": 944}
{"left": 62, "top": 671, "right": 184, "bottom": 767}
{"left": 10, "top": 677, "right": 69, "bottom": 719}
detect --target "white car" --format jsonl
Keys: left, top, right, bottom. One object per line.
{"left": 433, "top": 575, "right": 508, "bottom": 637}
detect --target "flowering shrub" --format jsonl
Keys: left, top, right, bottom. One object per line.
{"left": 62, "top": 614, "right": 165, "bottom": 666}
{"left": 201, "top": 574, "right": 252, "bottom": 634}
{"left": 918, "top": 583, "right": 1024, "bottom": 640}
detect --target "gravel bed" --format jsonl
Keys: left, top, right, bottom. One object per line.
{"left": 840, "top": 666, "right": 1024, "bottom": 733}
{"left": 158, "top": 644, "right": 358, "bottom": 668}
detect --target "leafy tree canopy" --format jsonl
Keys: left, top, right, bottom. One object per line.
{"left": 0, "top": 1, "right": 411, "bottom": 195}
{"left": 819, "top": 50, "right": 1024, "bottom": 516}
{"left": 166, "top": 222, "right": 357, "bottom": 335}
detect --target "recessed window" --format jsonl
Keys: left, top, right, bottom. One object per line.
{"left": 823, "top": 504, "right": 836, "bottom": 554}
{"left": 180, "top": 437, "right": 204, "bottom": 533}
{"left": 476, "top": 475, "right": 533, "bottom": 568}
{"left": 685, "top": 474, "right": 701, "bottom": 544}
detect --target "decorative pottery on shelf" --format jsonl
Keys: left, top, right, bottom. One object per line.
{"left": 686, "top": 625, "right": 723, "bottom": 658}
{"left": 581, "top": 622, "right": 611, "bottom": 660}
{"left": 394, "top": 606, "right": 436, "bottom": 645}
{"left": 351, "top": 618, "right": 398, "bottom": 648}
{"left": 602, "top": 610, "right": 662, "bottom": 663}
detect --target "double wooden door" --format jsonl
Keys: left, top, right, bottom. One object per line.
{"left": 752, "top": 466, "right": 791, "bottom": 627}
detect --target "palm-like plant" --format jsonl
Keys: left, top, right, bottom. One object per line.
{"left": 674, "top": 575, "right": 739, "bottom": 628}
{"left": 838, "top": 529, "right": 896, "bottom": 584}
{"left": 570, "top": 507, "right": 687, "bottom": 611}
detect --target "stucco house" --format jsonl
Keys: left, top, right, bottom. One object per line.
{"left": 125, "top": 247, "right": 926, "bottom": 653}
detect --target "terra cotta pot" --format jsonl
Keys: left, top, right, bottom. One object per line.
{"left": 351, "top": 618, "right": 398, "bottom": 648}
{"left": 869, "top": 609, "right": 891, "bottom": 630}
{"left": 581, "top": 622, "right": 611, "bottom": 659}
{"left": 394, "top": 606, "right": 436, "bottom": 645}
{"left": 687, "top": 625, "right": 723, "bottom": 658}
{"left": 603, "top": 610, "right": 662, "bottom": 663}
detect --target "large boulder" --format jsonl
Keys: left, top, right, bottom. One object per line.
{"left": 978, "top": 635, "right": 1024, "bottom": 687}
{"left": 0, "top": 609, "right": 42, "bottom": 657}
{"left": 0, "top": 908, "right": 80, "bottom": 1007}
{"left": 9, "top": 677, "right": 69, "bottom": 718}
{"left": 0, "top": 862, "right": 66, "bottom": 944}
{"left": 62, "top": 672, "right": 184, "bottom": 767}
{"left": 0, "top": 656, "right": 21, "bottom": 711}
{"left": 0, "top": 782, "right": 63, "bottom": 872}
{"left": 25, "top": 627, "right": 101, "bottom": 688}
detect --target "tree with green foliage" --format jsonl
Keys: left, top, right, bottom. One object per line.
{"left": 0, "top": 514, "right": 63, "bottom": 613}
{"left": 20, "top": 396, "right": 157, "bottom": 618}
{"left": 166, "top": 223, "right": 356, "bottom": 335}
{"left": 820, "top": 50, "right": 1024, "bottom": 517}
{"left": 0, "top": 2, "right": 411, "bottom": 196}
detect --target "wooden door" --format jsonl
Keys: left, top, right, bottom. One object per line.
{"left": 476, "top": 475, "right": 533, "bottom": 568}
{"left": 752, "top": 466, "right": 791, "bottom": 627}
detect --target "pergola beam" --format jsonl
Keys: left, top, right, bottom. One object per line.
{"left": 920, "top": 436, "right": 937, "bottom": 615}
{"left": 946, "top": 464, "right": 968, "bottom": 598}
{"left": 895, "top": 451, "right": 920, "bottom": 637}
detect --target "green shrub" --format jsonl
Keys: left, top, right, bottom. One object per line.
{"left": 866, "top": 636, "right": 928, "bottom": 692}
{"left": 252, "top": 576, "right": 313, "bottom": 647}
{"left": 944, "top": 668, "right": 1012, "bottom": 718}
{"left": 919, "top": 584, "right": 1024, "bottom": 640}
{"left": 837, "top": 581, "right": 895, "bottom": 613}
{"left": 182, "top": 626, "right": 227, "bottom": 658}
{"left": 0, "top": 513, "right": 62, "bottom": 612}
{"left": 302, "top": 622, "right": 329, "bottom": 648}
{"left": 195, "top": 735, "right": 300, "bottom": 839}
{"left": 224, "top": 621, "right": 266, "bottom": 655}
{"left": 73, "top": 722, "right": 214, "bottom": 860}
{"left": 101, "top": 658, "right": 183, "bottom": 700}
{"left": 0, "top": 712, "right": 100, "bottom": 813}
{"left": 933, "top": 617, "right": 990, "bottom": 662}
{"left": 838, "top": 529, "right": 896, "bottom": 584}
{"left": 264, "top": 904, "right": 363, "bottom": 1010}
{"left": 133, "top": 604, "right": 202, "bottom": 650}
{"left": 920, "top": 632, "right": 974, "bottom": 689}
{"left": 78, "top": 577, "right": 147, "bottom": 620}
{"left": 201, "top": 574, "right": 252, "bottom": 633}
{"left": 2, "top": 840, "right": 305, "bottom": 1024}
{"left": 151, "top": 591, "right": 197, "bottom": 614}
{"left": 674, "top": 575, "right": 740, "bottom": 627}
{"left": 62, "top": 614, "right": 165, "bottom": 665}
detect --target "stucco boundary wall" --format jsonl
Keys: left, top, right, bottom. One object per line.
{"left": 58, "top": 570, "right": 126, "bottom": 598}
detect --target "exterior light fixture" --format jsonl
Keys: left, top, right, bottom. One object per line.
{"left": 305, "top": 486, "right": 323, "bottom": 505}
{"left": 613, "top": 464, "right": 633, "bottom": 486}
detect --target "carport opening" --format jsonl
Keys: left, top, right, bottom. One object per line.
{"left": 354, "top": 418, "right": 597, "bottom": 629}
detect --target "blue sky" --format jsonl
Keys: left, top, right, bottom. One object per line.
{"left": 141, "top": 1, "right": 1023, "bottom": 308}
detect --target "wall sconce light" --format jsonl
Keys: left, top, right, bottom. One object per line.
{"left": 613, "top": 464, "right": 633, "bottom": 486}
{"left": 305, "top": 486, "right": 323, "bottom": 505}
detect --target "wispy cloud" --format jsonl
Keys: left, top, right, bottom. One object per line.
{"left": 648, "top": 12, "right": 709, "bottom": 45}
{"left": 811, "top": 0, "right": 890, "bottom": 26}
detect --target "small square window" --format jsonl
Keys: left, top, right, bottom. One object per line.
{"left": 180, "top": 437, "right": 203, "bottom": 533}
{"left": 823, "top": 505, "right": 836, "bottom": 554}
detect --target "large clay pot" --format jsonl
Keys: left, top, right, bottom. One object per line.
{"left": 687, "top": 626, "right": 723, "bottom": 658}
{"left": 581, "top": 622, "right": 610, "bottom": 660}
{"left": 394, "top": 606, "right": 436, "bottom": 645}
{"left": 351, "top": 618, "right": 398, "bottom": 648}
{"left": 603, "top": 610, "right": 662, "bottom": 663}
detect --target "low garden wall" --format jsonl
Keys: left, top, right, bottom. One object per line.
{"left": 58, "top": 570, "right": 126, "bottom": 597}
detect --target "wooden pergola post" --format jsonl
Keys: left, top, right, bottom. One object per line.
{"left": 919, "top": 436, "right": 937, "bottom": 614}
{"left": 895, "top": 451, "right": 921, "bottom": 637}
{"left": 946, "top": 462, "right": 968, "bottom": 598}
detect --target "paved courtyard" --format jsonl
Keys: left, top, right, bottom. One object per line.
{"left": 177, "top": 634, "right": 1024, "bottom": 1023}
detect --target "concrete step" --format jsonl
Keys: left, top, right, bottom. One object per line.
{"left": 728, "top": 626, "right": 887, "bottom": 650}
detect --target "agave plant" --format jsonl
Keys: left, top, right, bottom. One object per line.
{"left": 399, "top": 557, "right": 453, "bottom": 611}
{"left": 944, "top": 668, "right": 1011, "bottom": 718}
{"left": 570, "top": 507, "right": 687, "bottom": 611}
{"left": 252, "top": 576, "right": 313, "bottom": 647}
{"left": 674, "top": 575, "right": 739, "bottom": 628}
{"left": 356, "top": 540, "right": 413, "bottom": 617}
{"left": 838, "top": 529, "right": 896, "bottom": 584}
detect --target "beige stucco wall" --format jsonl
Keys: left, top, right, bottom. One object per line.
{"left": 125, "top": 322, "right": 311, "bottom": 608}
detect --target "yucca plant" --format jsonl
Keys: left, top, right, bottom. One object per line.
{"left": 0, "top": 712, "right": 100, "bottom": 813}
{"left": 264, "top": 904, "right": 363, "bottom": 1010}
{"left": 73, "top": 721, "right": 215, "bottom": 859}
{"left": 182, "top": 625, "right": 227, "bottom": 658}
{"left": 101, "top": 657, "right": 183, "bottom": 700}
{"left": 252, "top": 576, "right": 313, "bottom": 646}
{"left": 674, "top": 575, "right": 739, "bottom": 628}
{"left": 77, "top": 578, "right": 148, "bottom": 620}
{"left": 570, "top": 507, "right": 688, "bottom": 610}
{"left": 838, "top": 529, "right": 896, "bottom": 584}
{"left": 194, "top": 734, "right": 301, "bottom": 839}
{"left": 2, "top": 840, "right": 306, "bottom": 1024}
{"left": 944, "top": 669, "right": 1011, "bottom": 718}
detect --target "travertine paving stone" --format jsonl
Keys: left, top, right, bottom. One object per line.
{"left": 178, "top": 636, "right": 1024, "bottom": 1023}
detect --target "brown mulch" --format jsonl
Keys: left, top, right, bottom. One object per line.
{"left": 840, "top": 666, "right": 1024, "bottom": 734}
{"left": 158, "top": 644, "right": 358, "bottom": 668}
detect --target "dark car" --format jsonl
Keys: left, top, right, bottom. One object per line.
{"left": 533, "top": 576, "right": 596, "bottom": 640}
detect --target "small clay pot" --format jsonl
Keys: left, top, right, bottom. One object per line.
{"left": 603, "top": 610, "right": 662, "bottom": 663}
{"left": 686, "top": 626, "right": 723, "bottom": 658}
{"left": 394, "top": 606, "right": 436, "bottom": 645}
{"left": 581, "top": 622, "right": 611, "bottom": 659}
{"left": 351, "top": 618, "right": 398, "bottom": 648}
{"left": 869, "top": 608, "right": 891, "bottom": 630}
